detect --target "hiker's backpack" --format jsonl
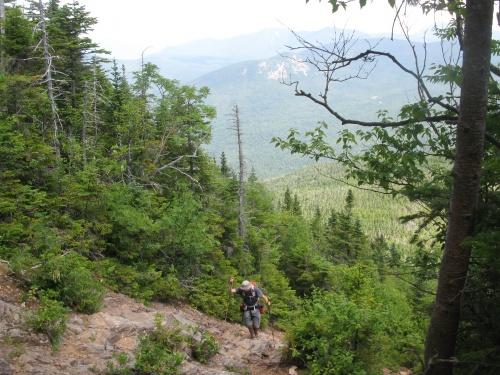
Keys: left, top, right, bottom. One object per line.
{"left": 252, "top": 281, "right": 268, "bottom": 313}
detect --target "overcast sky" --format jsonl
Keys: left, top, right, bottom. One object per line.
{"left": 56, "top": 0, "right": 449, "bottom": 59}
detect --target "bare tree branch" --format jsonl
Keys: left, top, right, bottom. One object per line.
{"left": 290, "top": 85, "right": 457, "bottom": 128}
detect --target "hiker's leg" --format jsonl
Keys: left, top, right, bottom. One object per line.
{"left": 243, "top": 311, "right": 255, "bottom": 338}
{"left": 251, "top": 309, "right": 261, "bottom": 337}
{"left": 248, "top": 326, "right": 255, "bottom": 338}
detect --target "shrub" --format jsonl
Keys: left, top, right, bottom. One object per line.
{"left": 103, "top": 353, "right": 134, "bottom": 375}
{"left": 286, "top": 291, "right": 370, "bottom": 375}
{"left": 26, "top": 293, "right": 68, "bottom": 350}
{"left": 188, "top": 275, "right": 241, "bottom": 321}
{"left": 34, "top": 252, "right": 105, "bottom": 313}
{"left": 93, "top": 259, "right": 184, "bottom": 304}
{"left": 154, "top": 270, "right": 185, "bottom": 302}
{"left": 9, "top": 252, "right": 40, "bottom": 283}
{"left": 286, "top": 268, "right": 424, "bottom": 375}
{"left": 134, "top": 314, "right": 185, "bottom": 375}
{"left": 190, "top": 329, "right": 219, "bottom": 364}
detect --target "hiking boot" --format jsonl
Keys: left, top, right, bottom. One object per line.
{"left": 248, "top": 326, "right": 255, "bottom": 339}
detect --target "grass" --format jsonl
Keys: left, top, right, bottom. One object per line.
{"left": 263, "top": 162, "right": 420, "bottom": 247}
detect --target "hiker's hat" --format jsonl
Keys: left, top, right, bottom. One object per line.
{"left": 240, "top": 280, "right": 252, "bottom": 290}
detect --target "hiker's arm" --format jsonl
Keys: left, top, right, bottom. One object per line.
{"left": 262, "top": 294, "right": 271, "bottom": 305}
{"left": 229, "top": 277, "right": 237, "bottom": 294}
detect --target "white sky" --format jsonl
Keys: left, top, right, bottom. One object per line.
{"left": 56, "top": 0, "right": 448, "bottom": 59}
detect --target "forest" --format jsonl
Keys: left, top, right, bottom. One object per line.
{"left": 0, "top": 1, "right": 498, "bottom": 375}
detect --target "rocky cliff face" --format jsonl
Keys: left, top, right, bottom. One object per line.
{"left": 0, "top": 265, "right": 288, "bottom": 375}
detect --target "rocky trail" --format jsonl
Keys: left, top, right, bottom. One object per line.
{"left": 0, "top": 265, "right": 290, "bottom": 375}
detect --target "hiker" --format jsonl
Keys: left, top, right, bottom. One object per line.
{"left": 229, "top": 277, "right": 271, "bottom": 339}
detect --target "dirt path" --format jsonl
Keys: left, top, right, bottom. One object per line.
{"left": 0, "top": 265, "right": 289, "bottom": 375}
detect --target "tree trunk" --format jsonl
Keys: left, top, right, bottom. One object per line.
{"left": 82, "top": 81, "right": 88, "bottom": 165}
{"left": 38, "top": 0, "right": 60, "bottom": 157}
{"left": 0, "top": 0, "right": 5, "bottom": 72}
{"left": 92, "top": 56, "right": 99, "bottom": 145}
{"left": 0, "top": 0, "right": 4, "bottom": 34}
{"left": 424, "top": 1, "right": 493, "bottom": 374}
{"left": 233, "top": 105, "right": 247, "bottom": 244}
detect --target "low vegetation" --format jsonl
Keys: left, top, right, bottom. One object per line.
{"left": 103, "top": 315, "right": 219, "bottom": 374}
{"left": 25, "top": 293, "right": 69, "bottom": 350}
{"left": 189, "top": 328, "right": 220, "bottom": 364}
{"left": 134, "top": 316, "right": 186, "bottom": 375}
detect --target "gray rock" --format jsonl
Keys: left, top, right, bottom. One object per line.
{"left": 1, "top": 290, "right": 287, "bottom": 375}
{"left": 0, "top": 358, "right": 12, "bottom": 375}
{"left": 7, "top": 328, "right": 23, "bottom": 340}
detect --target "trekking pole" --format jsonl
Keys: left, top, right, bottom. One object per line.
{"left": 224, "top": 277, "right": 234, "bottom": 322}
{"left": 268, "top": 302, "right": 276, "bottom": 348}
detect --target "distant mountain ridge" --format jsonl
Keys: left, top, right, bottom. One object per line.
{"left": 192, "top": 37, "right": 446, "bottom": 177}
{"left": 120, "top": 28, "right": 354, "bottom": 81}
{"left": 122, "top": 28, "right": 452, "bottom": 177}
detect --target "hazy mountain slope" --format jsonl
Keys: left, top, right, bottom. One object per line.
{"left": 196, "top": 38, "right": 445, "bottom": 177}
{"left": 119, "top": 28, "right": 448, "bottom": 177}
{"left": 120, "top": 28, "right": 338, "bottom": 82}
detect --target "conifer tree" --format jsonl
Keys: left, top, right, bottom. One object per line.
{"left": 327, "top": 209, "right": 337, "bottom": 228}
{"left": 388, "top": 243, "right": 401, "bottom": 268}
{"left": 2, "top": 4, "right": 33, "bottom": 70}
{"left": 371, "top": 234, "right": 389, "bottom": 280}
{"left": 283, "top": 187, "right": 293, "bottom": 211}
{"left": 345, "top": 189, "right": 354, "bottom": 216}
{"left": 220, "top": 151, "right": 229, "bottom": 177}
{"left": 311, "top": 207, "right": 322, "bottom": 235}
{"left": 292, "top": 193, "right": 302, "bottom": 216}
{"left": 248, "top": 166, "right": 257, "bottom": 183}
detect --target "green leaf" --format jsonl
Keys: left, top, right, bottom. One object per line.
{"left": 388, "top": 0, "right": 396, "bottom": 7}
{"left": 329, "top": 0, "right": 339, "bottom": 12}
{"left": 360, "top": 0, "right": 367, "bottom": 7}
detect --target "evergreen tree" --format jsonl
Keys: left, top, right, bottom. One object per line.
{"left": 327, "top": 209, "right": 337, "bottom": 228}
{"left": 371, "top": 234, "right": 389, "bottom": 280}
{"left": 248, "top": 166, "right": 257, "bottom": 183}
{"left": 292, "top": 193, "right": 302, "bottom": 216}
{"left": 282, "top": 187, "right": 292, "bottom": 211}
{"left": 2, "top": 5, "right": 33, "bottom": 71}
{"left": 220, "top": 151, "right": 229, "bottom": 177}
{"left": 311, "top": 207, "right": 322, "bottom": 238}
{"left": 345, "top": 189, "right": 354, "bottom": 216}
{"left": 388, "top": 243, "right": 401, "bottom": 268}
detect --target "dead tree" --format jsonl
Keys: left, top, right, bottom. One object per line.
{"left": 0, "top": 0, "right": 4, "bottom": 34}
{"left": 33, "top": 0, "right": 61, "bottom": 156}
{"left": 0, "top": 0, "right": 5, "bottom": 72}
{"left": 81, "top": 55, "right": 106, "bottom": 165}
{"left": 82, "top": 81, "right": 89, "bottom": 165}
{"left": 91, "top": 56, "right": 100, "bottom": 143}
{"left": 231, "top": 105, "right": 247, "bottom": 246}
